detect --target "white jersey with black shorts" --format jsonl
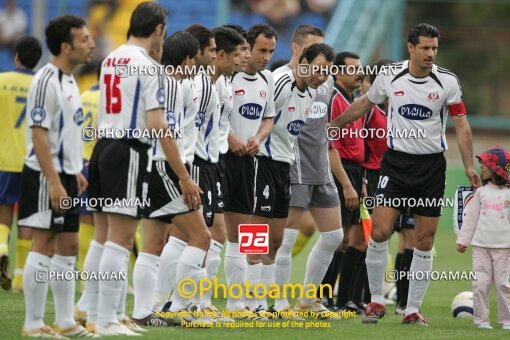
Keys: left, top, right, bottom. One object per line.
{"left": 144, "top": 75, "right": 192, "bottom": 223}
{"left": 181, "top": 77, "right": 199, "bottom": 165}
{"left": 367, "top": 60, "right": 466, "bottom": 217}
{"left": 223, "top": 70, "right": 275, "bottom": 215}
{"left": 253, "top": 70, "right": 315, "bottom": 219}
{"left": 191, "top": 72, "right": 222, "bottom": 226}
{"left": 87, "top": 44, "right": 165, "bottom": 218}
{"left": 18, "top": 63, "right": 84, "bottom": 232}
{"left": 215, "top": 75, "right": 232, "bottom": 205}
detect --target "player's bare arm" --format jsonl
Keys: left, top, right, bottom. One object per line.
{"left": 246, "top": 116, "right": 274, "bottom": 156}
{"left": 228, "top": 131, "right": 246, "bottom": 156}
{"left": 452, "top": 115, "right": 480, "bottom": 188}
{"left": 329, "top": 94, "right": 374, "bottom": 128}
{"left": 31, "top": 127, "right": 67, "bottom": 214}
{"left": 328, "top": 147, "right": 358, "bottom": 210}
{"left": 147, "top": 108, "right": 203, "bottom": 209}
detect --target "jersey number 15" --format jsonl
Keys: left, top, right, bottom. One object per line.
{"left": 104, "top": 74, "right": 122, "bottom": 114}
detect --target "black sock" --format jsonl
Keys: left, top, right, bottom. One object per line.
{"left": 320, "top": 251, "right": 343, "bottom": 305}
{"left": 347, "top": 247, "right": 366, "bottom": 305}
{"left": 395, "top": 252, "right": 403, "bottom": 306}
{"left": 400, "top": 248, "right": 414, "bottom": 308}
{"left": 336, "top": 246, "right": 363, "bottom": 308}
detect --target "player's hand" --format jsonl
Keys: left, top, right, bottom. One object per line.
{"left": 456, "top": 243, "right": 467, "bottom": 253}
{"left": 179, "top": 177, "right": 203, "bottom": 210}
{"left": 246, "top": 136, "right": 261, "bottom": 156}
{"left": 343, "top": 185, "right": 359, "bottom": 211}
{"left": 361, "top": 181, "right": 368, "bottom": 199}
{"left": 228, "top": 134, "right": 246, "bottom": 156}
{"left": 49, "top": 180, "right": 68, "bottom": 214}
{"left": 466, "top": 166, "right": 481, "bottom": 188}
{"left": 76, "top": 173, "right": 88, "bottom": 195}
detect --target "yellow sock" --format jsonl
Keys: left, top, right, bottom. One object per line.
{"left": 12, "top": 238, "right": 31, "bottom": 290}
{"left": 78, "top": 223, "right": 95, "bottom": 272}
{"left": 130, "top": 230, "right": 142, "bottom": 268}
{"left": 0, "top": 224, "right": 10, "bottom": 254}
{"left": 292, "top": 231, "right": 311, "bottom": 257}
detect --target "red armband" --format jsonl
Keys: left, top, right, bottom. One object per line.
{"left": 448, "top": 102, "right": 466, "bottom": 116}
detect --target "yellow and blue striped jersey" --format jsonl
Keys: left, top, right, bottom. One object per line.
{"left": 0, "top": 69, "right": 34, "bottom": 172}
{"left": 82, "top": 84, "right": 99, "bottom": 161}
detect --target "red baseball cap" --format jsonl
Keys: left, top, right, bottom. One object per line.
{"left": 476, "top": 146, "right": 510, "bottom": 182}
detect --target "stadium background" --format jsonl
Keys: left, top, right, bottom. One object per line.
{"left": 1, "top": 0, "right": 509, "bottom": 338}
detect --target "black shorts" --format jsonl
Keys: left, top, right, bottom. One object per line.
{"left": 216, "top": 153, "right": 226, "bottom": 189}
{"left": 253, "top": 156, "right": 291, "bottom": 219}
{"left": 376, "top": 149, "right": 446, "bottom": 217}
{"left": 223, "top": 151, "right": 255, "bottom": 215}
{"left": 364, "top": 168, "right": 380, "bottom": 199}
{"left": 18, "top": 165, "right": 79, "bottom": 232}
{"left": 144, "top": 160, "right": 193, "bottom": 224}
{"left": 393, "top": 213, "right": 415, "bottom": 232}
{"left": 191, "top": 156, "right": 224, "bottom": 227}
{"left": 333, "top": 159, "right": 362, "bottom": 226}
{"left": 87, "top": 139, "right": 150, "bottom": 218}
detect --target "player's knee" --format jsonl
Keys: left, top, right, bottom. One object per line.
{"left": 414, "top": 232, "right": 435, "bottom": 251}
{"left": 371, "top": 223, "right": 392, "bottom": 242}
{"left": 269, "top": 233, "right": 283, "bottom": 253}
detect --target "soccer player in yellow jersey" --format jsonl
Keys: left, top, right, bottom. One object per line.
{"left": 0, "top": 37, "right": 42, "bottom": 292}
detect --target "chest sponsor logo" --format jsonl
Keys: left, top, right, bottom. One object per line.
{"left": 427, "top": 92, "right": 440, "bottom": 102}
{"left": 74, "top": 108, "right": 84, "bottom": 126}
{"left": 394, "top": 90, "right": 404, "bottom": 96}
{"left": 287, "top": 119, "right": 305, "bottom": 135}
{"left": 398, "top": 104, "right": 433, "bottom": 120}
{"left": 235, "top": 89, "right": 245, "bottom": 96}
{"left": 309, "top": 102, "right": 327, "bottom": 119}
{"left": 239, "top": 103, "right": 263, "bottom": 120}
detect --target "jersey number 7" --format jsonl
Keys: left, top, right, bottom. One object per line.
{"left": 14, "top": 96, "right": 27, "bottom": 128}
{"left": 104, "top": 74, "right": 122, "bottom": 114}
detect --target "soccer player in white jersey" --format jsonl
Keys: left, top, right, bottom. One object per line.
{"left": 17, "top": 15, "right": 95, "bottom": 338}
{"left": 86, "top": 3, "right": 202, "bottom": 336}
{"left": 223, "top": 24, "right": 277, "bottom": 314}
{"left": 249, "top": 43, "right": 336, "bottom": 316}
{"left": 330, "top": 23, "right": 480, "bottom": 326}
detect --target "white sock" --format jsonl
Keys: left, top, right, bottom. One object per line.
{"left": 97, "top": 241, "right": 129, "bottom": 327}
{"left": 259, "top": 263, "right": 275, "bottom": 310}
{"left": 302, "top": 229, "right": 343, "bottom": 304}
{"left": 116, "top": 268, "right": 128, "bottom": 320}
{"left": 366, "top": 237, "right": 389, "bottom": 305}
{"left": 169, "top": 246, "right": 206, "bottom": 312}
{"left": 224, "top": 242, "right": 246, "bottom": 311}
{"left": 192, "top": 267, "right": 207, "bottom": 306}
{"left": 246, "top": 262, "right": 262, "bottom": 310}
{"left": 405, "top": 248, "right": 433, "bottom": 315}
{"left": 50, "top": 255, "right": 77, "bottom": 329}
{"left": 275, "top": 229, "right": 298, "bottom": 311}
{"left": 203, "top": 240, "right": 223, "bottom": 307}
{"left": 23, "top": 252, "right": 51, "bottom": 330}
{"left": 80, "top": 240, "right": 103, "bottom": 324}
{"left": 153, "top": 237, "right": 187, "bottom": 311}
{"left": 132, "top": 252, "right": 159, "bottom": 319}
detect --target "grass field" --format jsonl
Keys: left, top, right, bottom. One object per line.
{"left": 1, "top": 167, "right": 509, "bottom": 339}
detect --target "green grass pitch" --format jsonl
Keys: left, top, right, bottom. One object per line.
{"left": 1, "top": 167, "right": 508, "bottom": 338}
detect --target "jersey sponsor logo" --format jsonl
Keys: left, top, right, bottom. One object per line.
{"left": 394, "top": 90, "right": 404, "bottom": 96}
{"left": 195, "top": 111, "right": 206, "bottom": 127}
{"left": 427, "top": 92, "right": 440, "bottom": 102}
{"left": 398, "top": 104, "right": 433, "bottom": 120}
{"left": 287, "top": 119, "right": 305, "bottom": 135}
{"left": 157, "top": 88, "right": 165, "bottom": 105}
{"left": 166, "top": 110, "right": 176, "bottom": 128}
{"left": 309, "top": 102, "right": 328, "bottom": 119}
{"left": 239, "top": 103, "right": 263, "bottom": 120}
{"left": 317, "top": 85, "right": 327, "bottom": 95}
{"left": 31, "top": 107, "right": 46, "bottom": 123}
{"left": 259, "top": 90, "right": 266, "bottom": 98}
{"left": 234, "top": 89, "right": 245, "bottom": 96}
{"left": 288, "top": 107, "right": 296, "bottom": 112}
{"left": 74, "top": 108, "right": 84, "bottom": 126}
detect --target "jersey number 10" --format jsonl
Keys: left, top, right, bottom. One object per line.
{"left": 104, "top": 74, "right": 122, "bottom": 114}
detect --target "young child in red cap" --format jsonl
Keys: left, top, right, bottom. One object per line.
{"left": 456, "top": 145, "right": 510, "bottom": 330}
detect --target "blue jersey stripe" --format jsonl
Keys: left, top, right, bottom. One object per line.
{"left": 130, "top": 80, "right": 141, "bottom": 130}
{"left": 58, "top": 112, "right": 64, "bottom": 171}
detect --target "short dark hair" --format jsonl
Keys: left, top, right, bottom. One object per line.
{"left": 291, "top": 24, "right": 323, "bottom": 45}
{"left": 127, "top": 2, "right": 167, "bottom": 38}
{"left": 408, "top": 23, "right": 440, "bottom": 45}
{"left": 14, "top": 36, "right": 42, "bottom": 69}
{"left": 161, "top": 31, "right": 199, "bottom": 68}
{"left": 368, "top": 58, "right": 394, "bottom": 84}
{"left": 222, "top": 24, "right": 247, "bottom": 40}
{"left": 334, "top": 51, "right": 360, "bottom": 67}
{"left": 45, "top": 15, "right": 86, "bottom": 56}
{"left": 246, "top": 24, "right": 277, "bottom": 48}
{"left": 184, "top": 24, "right": 214, "bottom": 52}
{"left": 299, "top": 43, "right": 334, "bottom": 63}
{"left": 212, "top": 27, "right": 244, "bottom": 54}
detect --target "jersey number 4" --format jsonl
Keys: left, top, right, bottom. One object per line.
{"left": 104, "top": 74, "right": 122, "bottom": 114}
